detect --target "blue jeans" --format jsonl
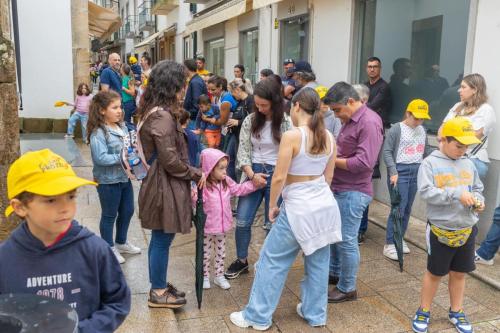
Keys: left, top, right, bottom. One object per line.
{"left": 225, "top": 133, "right": 238, "bottom": 181}
{"left": 471, "top": 158, "right": 488, "bottom": 182}
{"left": 67, "top": 112, "right": 88, "bottom": 139}
{"left": 123, "top": 100, "right": 136, "bottom": 131}
{"left": 148, "top": 230, "right": 176, "bottom": 289}
{"left": 385, "top": 163, "right": 420, "bottom": 244}
{"left": 235, "top": 163, "right": 275, "bottom": 259}
{"left": 97, "top": 181, "right": 134, "bottom": 247}
{"left": 243, "top": 210, "right": 330, "bottom": 327}
{"left": 359, "top": 207, "right": 369, "bottom": 235}
{"left": 476, "top": 205, "right": 500, "bottom": 260}
{"left": 329, "top": 191, "right": 372, "bottom": 293}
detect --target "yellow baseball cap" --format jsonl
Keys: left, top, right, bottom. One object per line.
{"left": 441, "top": 117, "right": 481, "bottom": 145}
{"left": 406, "top": 99, "right": 431, "bottom": 119}
{"left": 314, "top": 86, "right": 328, "bottom": 100}
{"left": 129, "top": 56, "right": 138, "bottom": 64}
{"left": 5, "top": 149, "right": 96, "bottom": 216}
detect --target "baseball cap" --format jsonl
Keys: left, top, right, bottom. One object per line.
{"left": 5, "top": 149, "right": 96, "bottom": 216}
{"left": 314, "top": 86, "right": 328, "bottom": 100}
{"left": 288, "top": 60, "right": 313, "bottom": 74}
{"left": 283, "top": 58, "right": 295, "bottom": 65}
{"left": 441, "top": 117, "right": 481, "bottom": 145}
{"left": 129, "top": 56, "right": 138, "bottom": 64}
{"left": 406, "top": 99, "right": 431, "bottom": 119}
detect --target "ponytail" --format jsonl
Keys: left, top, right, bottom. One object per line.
{"left": 292, "top": 87, "right": 326, "bottom": 154}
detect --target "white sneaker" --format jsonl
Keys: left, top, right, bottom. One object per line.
{"left": 111, "top": 247, "right": 125, "bottom": 264}
{"left": 383, "top": 244, "right": 399, "bottom": 261}
{"left": 203, "top": 277, "right": 211, "bottom": 289}
{"left": 296, "top": 303, "right": 324, "bottom": 327}
{"left": 64, "top": 134, "right": 74, "bottom": 138}
{"left": 403, "top": 241, "right": 411, "bottom": 254}
{"left": 116, "top": 242, "right": 141, "bottom": 254}
{"left": 475, "top": 252, "right": 494, "bottom": 266}
{"left": 214, "top": 276, "right": 231, "bottom": 290}
{"left": 229, "top": 311, "right": 271, "bottom": 331}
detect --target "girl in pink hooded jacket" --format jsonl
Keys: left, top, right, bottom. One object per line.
{"left": 200, "top": 148, "right": 260, "bottom": 290}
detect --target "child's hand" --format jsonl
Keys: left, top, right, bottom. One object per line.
{"left": 475, "top": 201, "right": 486, "bottom": 212}
{"left": 192, "top": 129, "right": 201, "bottom": 135}
{"left": 197, "top": 172, "right": 207, "bottom": 189}
{"left": 459, "top": 191, "right": 476, "bottom": 207}
{"left": 269, "top": 206, "right": 280, "bottom": 223}
{"left": 390, "top": 174, "right": 398, "bottom": 186}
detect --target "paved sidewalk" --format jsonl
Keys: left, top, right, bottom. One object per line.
{"left": 69, "top": 142, "right": 500, "bottom": 333}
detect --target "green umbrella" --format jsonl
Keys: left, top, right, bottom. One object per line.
{"left": 389, "top": 185, "right": 405, "bottom": 272}
{"left": 193, "top": 187, "right": 207, "bottom": 309}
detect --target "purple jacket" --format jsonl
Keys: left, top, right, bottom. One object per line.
{"left": 332, "top": 104, "right": 383, "bottom": 196}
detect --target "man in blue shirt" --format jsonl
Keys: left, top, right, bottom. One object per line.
{"left": 184, "top": 59, "right": 208, "bottom": 130}
{"left": 100, "top": 53, "right": 122, "bottom": 95}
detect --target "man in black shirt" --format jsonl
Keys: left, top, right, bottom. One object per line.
{"left": 365, "top": 57, "right": 391, "bottom": 126}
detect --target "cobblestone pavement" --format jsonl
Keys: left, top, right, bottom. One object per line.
{"left": 69, "top": 142, "right": 500, "bottom": 333}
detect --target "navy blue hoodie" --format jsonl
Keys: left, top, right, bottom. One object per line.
{"left": 0, "top": 221, "right": 131, "bottom": 332}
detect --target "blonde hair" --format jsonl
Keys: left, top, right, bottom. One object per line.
{"left": 455, "top": 73, "right": 488, "bottom": 116}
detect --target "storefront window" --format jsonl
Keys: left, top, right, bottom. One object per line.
{"left": 205, "top": 38, "right": 225, "bottom": 76}
{"left": 240, "top": 29, "right": 259, "bottom": 84}
{"left": 280, "top": 15, "right": 309, "bottom": 67}
{"left": 355, "top": 0, "right": 471, "bottom": 132}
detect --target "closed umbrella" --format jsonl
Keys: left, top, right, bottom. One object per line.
{"left": 389, "top": 185, "right": 405, "bottom": 272}
{"left": 193, "top": 187, "right": 206, "bottom": 309}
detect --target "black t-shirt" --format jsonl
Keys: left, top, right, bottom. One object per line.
{"left": 230, "top": 95, "right": 254, "bottom": 138}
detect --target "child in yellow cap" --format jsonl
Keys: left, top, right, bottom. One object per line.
{"left": 0, "top": 149, "right": 131, "bottom": 332}
{"left": 382, "top": 99, "right": 433, "bottom": 261}
{"left": 314, "top": 85, "right": 341, "bottom": 138}
{"left": 412, "top": 117, "right": 484, "bottom": 333}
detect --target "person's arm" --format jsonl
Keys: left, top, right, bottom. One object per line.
{"left": 122, "top": 78, "right": 135, "bottom": 95}
{"left": 89, "top": 130, "right": 121, "bottom": 166}
{"left": 152, "top": 112, "right": 202, "bottom": 182}
{"left": 78, "top": 246, "right": 131, "bottom": 333}
{"left": 227, "top": 176, "right": 258, "bottom": 197}
{"left": 269, "top": 131, "right": 296, "bottom": 214}
{"left": 382, "top": 126, "right": 398, "bottom": 177}
{"left": 324, "top": 142, "right": 337, "bottom": 185}
{"left": 284, "top": 84, "right": 295, "bottom": 99}
{"left": 210, "top": 101, "right": 231, "bottom": 126}
{"left": 417, "top": 160, "right": 463, "bottom": 205}
{"left": 100, "top": 70, "right": 110, "bottom": 92}
{"left": 366, "top": 83, "right": 390, "bottom": 112}
{"left": 236, "top": 115, "right": 267, "bottom": 186}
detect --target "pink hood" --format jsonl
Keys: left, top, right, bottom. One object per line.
{"left": 200, "top": 148, "right": 228, "bottom": 177}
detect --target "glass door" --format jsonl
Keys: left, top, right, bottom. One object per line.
{"left": 205, "top": 38, "right": 225, "bottom": 76}
{"left": 240, "top": 29, "right": 259, "bottom": 84}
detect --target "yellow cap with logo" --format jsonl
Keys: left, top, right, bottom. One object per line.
{"left": 314, "top": 86, "right": 328, "bottom": 100}
{"left": 441, "top": 117, "right": 481, "bottom": 145}
{"left": 129, "top": 56, "right": 138, "bottom": 64}
{"left": 406, "top": 99, "right": 431, "bottom": 119}
{"left": 5, "top": 149, "right": 96, "bottom": 216}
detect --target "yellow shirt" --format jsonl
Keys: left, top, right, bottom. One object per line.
{"left": 197, "top": 69, "right": 210, "bottom": 76}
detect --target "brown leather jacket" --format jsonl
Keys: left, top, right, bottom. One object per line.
{"left": 138, "top": 107, "right": 202, "bottom": 233}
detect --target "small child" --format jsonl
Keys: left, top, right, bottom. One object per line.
{"left": 196, "top": 94, "right": 221, "bottom": 149}
{"left": 382, "top": 99, "right": 433, "bottom": 260}
{"left": 120, "top": 64, "right": 137, "bottom": 131}
{"left": 199, "top": 148, "right": 261, "bottom": 290}
{"left": 180, "top": 109, "right": 200, "bottom": 167}
{"left": 0, "top": 149, "right": 131, "bottom": 332}
{"left": 314, "top": 85, "right": 341, "bottom": 139}
{"left": 65, "top": 82, "right": 93, "bottom": 141}
{"left": 87, "top": 91, "right": 141, "bottom": 264}
{"left": 412, "top": 117, "right": 484, "bottom": 333}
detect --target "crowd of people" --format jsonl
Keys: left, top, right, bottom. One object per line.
{"left": 0, "top": 52, "right": 499, "bottom": 333}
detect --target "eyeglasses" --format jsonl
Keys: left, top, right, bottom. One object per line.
{"left": 367, "top": 65, "right": 380, "bottom": 69}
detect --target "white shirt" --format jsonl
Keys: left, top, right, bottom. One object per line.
{"left": 444, "top": 103, "right": 496, "bottom": 162}
{"left": 251, "top": 121, "right": 279, "bottom": 165}
{"left": 396, "top": 123, "right": 426, "bottom": 164}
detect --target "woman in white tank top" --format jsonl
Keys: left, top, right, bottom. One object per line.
{"left": 230, "top": 88, "right": 342, "bottom": 330}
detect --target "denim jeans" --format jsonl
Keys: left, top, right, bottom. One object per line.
{"left": 385, "top": 163, "right": 420, "bottom": 244}
{"left": 243, "top": 210, "right": 330, "bottom": 327}
{"left": 148, "top": 230, "right": 176, "bottom": 289}
{"left": 96, "top": 181, "right": 134, "bottom": 247}
{"left": 329, "top": 191, "right": 372, "bottom": 293}
{"left": 123, "top": 100, "right": 136, "bottom": 131}
{"left": 358, "top": 207, "right": 369, "bottom": 235}
{"left": 471, "top": 158, "right": 488, "bottom": 182}
{"left": 476, "top": 205, "right": 500, "bottom": 260}
{"left": 67, "top": 112, "right": 88, "bottom": 139}
{"left": 225, "top": 133, "right": 238, "bottom": 181}
{"left": 235, "top": 163, "right": 275, "bottom": 259}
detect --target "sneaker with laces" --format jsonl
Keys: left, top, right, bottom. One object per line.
{"left": 214, "top": 276, "right": 231, "bottom": 290}
{"left": 383, "top": 244, "right": 399, "bottom": 261}
{"left": 449, "top": 309, "right": 473, "bottom": 333}
{"left": 474, "top": 252, "right": 494, "bottom": 266}
{"left": 111, "top": 246, "right": 125, "bottom": 264}
{"left": 167, "top": 282, "right": 185, "bottom": 298}
{"left": 229, "top": 311, "right": 271, "bottom": 331}
{"left": 148, "top": 289, "right": 186, "bottom": 309}
{"left": 115, "top": 242, "right": 141, "bottom": 254}
{"left": 203, "top": 277, "right": 211, "bottom": 289}
{"left": 403, "top": 241, "right": 411, "bottom": 254}
{"left": 412, "top": 308, "right": 430, "bottom": 333}
{"left": 225, "top": 259, "right": 249, "bottom": 279}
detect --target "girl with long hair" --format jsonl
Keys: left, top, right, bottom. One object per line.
{"left": 65, "top": 82, "right": 93, "bottom": 142}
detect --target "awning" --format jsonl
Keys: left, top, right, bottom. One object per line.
{"left": 88, "top": 1, "right": 122, "bottom": 42}
{"left": 184, "top": 0, "right": 247, "bottom": 35}
{"left": 134, "top": 24, "right": 177, "bottom": 54}
{"left": 252, "top": 0, "right": 282, "bottom": 10}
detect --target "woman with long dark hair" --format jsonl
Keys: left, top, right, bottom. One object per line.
{"left": 224, "top": 79, "right": 292, "bottom": 279}
{"left": 230, "top": 87, "right": 342, "bottom": 329}
{"left": 136, "top": 60, "right": 204, "bottom": 308}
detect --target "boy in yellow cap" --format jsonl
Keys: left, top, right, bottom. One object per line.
{"left": 129, "top": 55, "right": 142, "bottom": 84}
{"left": 0, "top": 149, "right": 131, "bottom": 332}
{"left": 412, "top": 117, "right": 484, "bottom": 333}
{"left": 382, "top": 99, "right": 434, "bottom": 261}
{"left": 315, "top": 85, "right": 341, "bottom": 138}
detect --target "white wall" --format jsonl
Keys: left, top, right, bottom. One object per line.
{"left": 17, "top": 0, "right": 74, "bottom": 119}
{"left": 224, "top": 18, "right": 240, "bottom": 82}
{"left": 257, "top": 6, "right": 273, "bottom": 71}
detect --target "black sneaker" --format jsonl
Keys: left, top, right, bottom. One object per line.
{"left": 225, "top": 259, "right": 249, "bottom": 279}
{"left": 358, "top": 233, "right": 365, "bottom": 245}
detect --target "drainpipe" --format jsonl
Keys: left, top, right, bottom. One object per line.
{"left": 11, "top": 0, "right": 22, "bottom": 110}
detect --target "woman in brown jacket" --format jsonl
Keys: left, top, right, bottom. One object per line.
{"left": 136, "top": 60, "right": 204, "bottom": 308}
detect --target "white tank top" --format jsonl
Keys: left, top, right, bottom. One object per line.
{"left": 288, "top": 127, "right": 334, "bottom": 176}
